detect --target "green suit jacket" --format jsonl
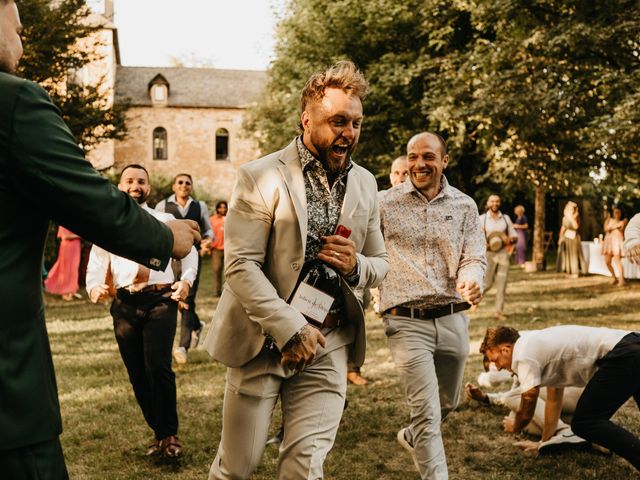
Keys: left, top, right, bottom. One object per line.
{"left": 0, "top": 72, "right": 173, "bottom": 451}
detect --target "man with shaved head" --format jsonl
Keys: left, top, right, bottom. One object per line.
{"left": 389, "top": 155, "right": 409, "bottom": 187}
{"left": 379, "top": 132, "right": 486, "bottom": 479}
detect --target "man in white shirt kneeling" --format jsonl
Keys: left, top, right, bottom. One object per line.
{"left": 482, "top": 324, "right": 640, "bottom": 471}
{"left": 86, "top": 164, "right": 198, "bottom": 459}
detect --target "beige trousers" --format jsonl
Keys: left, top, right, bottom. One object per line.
{"left": 484, "top": 249, "right": 510, "bottom": 314}
{"left": 209, "top": 343, "right": 349, "bottom": 480}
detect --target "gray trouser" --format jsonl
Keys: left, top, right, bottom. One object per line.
{"left": 384, "top": 313, "right": 469, "bottom": 480}
{"left": 209, "top": 344, "right": 348, "bottom": 480}
{"left": 484, "top": 249, "right": 510, "bottom": 314}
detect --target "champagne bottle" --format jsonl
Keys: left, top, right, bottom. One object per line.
{"left": 288, "top": 225, "right": 352, "bottom": 326}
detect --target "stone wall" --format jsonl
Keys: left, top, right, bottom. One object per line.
{"left": 113, "top": 106, "right": 261, "bottom": 202}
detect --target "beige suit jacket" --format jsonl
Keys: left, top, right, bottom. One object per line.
{"left": 203, "top": 139, "right": 389, "bottom": 368}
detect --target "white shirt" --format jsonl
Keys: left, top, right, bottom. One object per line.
{"left": 479, "top": 211, "right": 518, "bottom": 240}
{"left": 512, "top": 325, "right": 628, "bottom": 392}
{"left": 85, "top": 204, "right": 198, "bottom": 291}
{"left": 155, "top": 194, "right": 214, "bottom": 239}
{"left": 624, "top": 213, "right": 640, "bottom": 253}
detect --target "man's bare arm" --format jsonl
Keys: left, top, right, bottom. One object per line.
{"left": 541, "top": 387, "right": 564, "bottom": 441}
{"left": 503, "top": 386, "right": 540, "bottom": 433}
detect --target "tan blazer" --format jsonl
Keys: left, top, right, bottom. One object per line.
{"left": 203, "top": 140, "right": 389, "bottom": 368}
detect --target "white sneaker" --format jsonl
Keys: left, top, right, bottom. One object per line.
{"left": 538, "top": 427, "right": 588, "bottom": 454}
{"left": 173, "top": 346, "right": 187, "bottom": 365}
{"left": 396, "top": 428, "right": 420, "bottom": 472}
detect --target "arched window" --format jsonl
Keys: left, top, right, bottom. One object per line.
{"left": 151, "top": 84, "right": 167, "bottom": 103}
{"left": 153, "top": 127, "right": 167, "bottom": 160}
{"left": 215, "top": 128, "right": 229, "bottom": 160}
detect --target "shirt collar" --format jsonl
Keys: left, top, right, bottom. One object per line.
{"left": 401, "top": 174, "right": 450, "bottom": 200}
{"left": 168, "top": 194, "right": 193, "bottom": 207}
{"left": 296, "top": 135, "right": 353, "bottom": 174}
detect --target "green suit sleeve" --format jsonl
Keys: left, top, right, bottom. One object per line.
{"left": 8, "top": 80, "right": 172, "bottom": 270}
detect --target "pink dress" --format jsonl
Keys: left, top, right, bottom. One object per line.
{"left": 44, "top": 226, "right": 81, "bottom": 295}
{"left": 602, "top": 218, "right": 625, "bottom": 257}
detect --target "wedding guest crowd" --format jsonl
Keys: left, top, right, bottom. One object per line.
{"left": 6, "top": 1, "right": 640, "bottom": 477}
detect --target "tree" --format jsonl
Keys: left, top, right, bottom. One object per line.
{"left": 425, "top": 0, "right": 639, "bottom": 268}
{"left": 249, "top": 0, "right": 639, "bottom": 265}
{"left": 244, "top": 0, "right": 489, "bottom": 191}
{"left": 17, "top": 0, "right": 127, "bottom": 151}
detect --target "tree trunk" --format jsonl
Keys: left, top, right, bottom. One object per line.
{"left": 533, "top": 185, "right": 547, "bottom": 270}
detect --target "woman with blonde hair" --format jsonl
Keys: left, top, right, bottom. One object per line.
{"left": 513, "top": 205, "right": 529, "bottom": 266}
{"left": 603, "top": 206, "right": 627, "bottom": 286}
{"left": 556, "top": 201, "right": 587, "bottom": 276}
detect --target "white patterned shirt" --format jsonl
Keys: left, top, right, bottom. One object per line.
{"left": 378, "top": 176, "right": 486, "bottom": 311}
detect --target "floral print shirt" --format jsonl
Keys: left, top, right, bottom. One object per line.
{"left": 296, "top": 136, "right": 352, "bottom": 262}
{"left": 378, "top": 176, "right": 487, "bottom": 311}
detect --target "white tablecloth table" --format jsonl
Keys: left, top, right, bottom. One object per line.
{"left": 581, "top": 241, "right": 640, "bottom": 279}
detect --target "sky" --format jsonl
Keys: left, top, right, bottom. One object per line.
{"left": 88, "top": 0, "right": 285, "bottom": 71}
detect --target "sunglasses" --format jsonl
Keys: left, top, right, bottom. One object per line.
{"left": 177, "top": 180, "right": 192, "bottom": 186}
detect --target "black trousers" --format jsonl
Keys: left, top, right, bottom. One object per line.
{"left": 1, "top": 437, "right": 68, "bottom": 480}
{"left": 572, "top": 332, "right": 640, "bottom": 471}
{"left": 179, "top": 255, "right": 202, "bottom": 350}
{"left": 111, "top": 289, "right": 178, "bottom": 440}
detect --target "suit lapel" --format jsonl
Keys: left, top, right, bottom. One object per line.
{"left": 339, "top": 165, "right": 361, "bottom": 225}
{"left": 277, "top": 140, "right": 307, "bottom": 252}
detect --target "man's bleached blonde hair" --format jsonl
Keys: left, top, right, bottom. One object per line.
{"left": 300, "top": 60, "right": 369, "bottom": 112}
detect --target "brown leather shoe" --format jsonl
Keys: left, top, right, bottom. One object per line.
{"left": 145, "top": 439, "right": 161, "bottom": 456}
{"left": 160, "top": 435, "right": 182, "bottom": 458}
{"left": 347, "top": 371, "right": 368, "bottom": 386}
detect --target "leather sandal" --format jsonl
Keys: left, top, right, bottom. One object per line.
{"left": 161, "top": 435, "right": 182, "bottom": 458}
{"left": 145, "top": 439, "right": 161, "bottom": 456}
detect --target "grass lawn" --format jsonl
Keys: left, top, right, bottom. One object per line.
{"left": 45, "top": 261, "right": 640, "bottom": 479}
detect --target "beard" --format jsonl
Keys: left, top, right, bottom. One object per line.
{"left": 309, "top": 136, "right": 357, "bottom": 175}
{"left": 131, "top": 190, "right": 149, "bottom": 205}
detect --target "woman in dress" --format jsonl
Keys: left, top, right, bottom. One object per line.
{"left": 513, "top": 205, "right": 529, "bottom": 267}
{"left": 602, "top": 206, "right": 627, "bottom": 286}
{"left": 44, "top": 225, "right": 82, "bottom": 300}
{"left": 556, "top": 201, "right": 587, "bottom": 277}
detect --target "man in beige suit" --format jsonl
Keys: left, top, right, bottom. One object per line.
{"left": 203, "top": 60, "right": 389, "bottom": 479}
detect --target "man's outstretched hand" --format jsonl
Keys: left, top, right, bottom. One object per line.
{"left": 167, "top": 220, "right": 201, "bottom": 259}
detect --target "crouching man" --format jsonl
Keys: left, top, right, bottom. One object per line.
{"left": 482, "top": 325, "right": 640, "bottom": 470}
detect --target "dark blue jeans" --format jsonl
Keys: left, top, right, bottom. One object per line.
{"left": 572, "top": 332, "right": 640, "bottom": 470}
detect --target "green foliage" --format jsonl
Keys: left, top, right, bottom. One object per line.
{"left": 16, "top": 0, "right": 128, "bottom": 151}
{"left": 247, "top": 0, "right": 639, "bottom": 199}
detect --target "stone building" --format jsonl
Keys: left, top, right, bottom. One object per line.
{"left": 85, "top": 0, "right": 266, "bottom": 201}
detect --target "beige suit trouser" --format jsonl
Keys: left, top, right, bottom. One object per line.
{"left": 484, "top": 249, "right": 510, "bottom": 314}
{"left": 209, "top": 343, "right": 348, "bottom": 480}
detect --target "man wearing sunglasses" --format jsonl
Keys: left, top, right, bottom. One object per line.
{"left": 156, "top": 173, "right": 214, "bottom": 364}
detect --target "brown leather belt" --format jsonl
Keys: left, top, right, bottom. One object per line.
{"left": 123, "top": 283, "right": 172, "bottom": 294}
{"left": 384, "top": 302, "right": 471, "bottom": 320}
{"left": 308, "top": 312, "right": 342, "bottom": 329}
